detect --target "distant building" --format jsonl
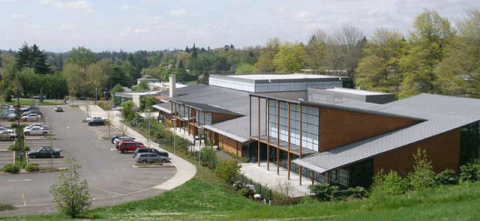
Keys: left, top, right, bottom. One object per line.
{"left": 136, "top": 75, "right": 160, "bottom": 85}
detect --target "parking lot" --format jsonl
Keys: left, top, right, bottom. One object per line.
{"left": 0, "top": 105, "right": 177, "bottom": 217}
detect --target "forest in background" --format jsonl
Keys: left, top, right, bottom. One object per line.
{"left": 0, "top": 9, "right": 479, "bottom": 99}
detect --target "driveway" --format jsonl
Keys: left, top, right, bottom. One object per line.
{"left": 0, "top": 105, "right": 177, "bottom": 217}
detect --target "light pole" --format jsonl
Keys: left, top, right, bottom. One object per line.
{"left": 95, "top": 87, "right": 98, "bottom": 105}
{"left": 147, "top": 109, "right": 151, "bottom": 149}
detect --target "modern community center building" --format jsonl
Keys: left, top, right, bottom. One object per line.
{"left": 147, "top": 73, "right": 480, "bottom": 189}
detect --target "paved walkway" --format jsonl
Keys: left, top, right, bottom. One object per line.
{"left": 80, "top": 105, "right": 197, "bottom": 191}
{"left": 240, "top": 162, "right": 313, "bottom": 197}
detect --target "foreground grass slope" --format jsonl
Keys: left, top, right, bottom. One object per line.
{"left": 5, "top": 179, "right": 480, "bottom": 221}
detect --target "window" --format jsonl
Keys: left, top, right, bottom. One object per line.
{"left": 268, "top": 100, "right": 319, "bottom": 152}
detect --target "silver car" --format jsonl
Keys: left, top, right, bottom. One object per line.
{"left": 134, "top": 153, "right": 171, "bottom": 163}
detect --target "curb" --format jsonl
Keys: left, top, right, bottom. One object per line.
{"left": 132, "top": 163, "right": 175, "bottom": 168}
{"left": 0, "top": 167, "right": 67, "bottom": 175}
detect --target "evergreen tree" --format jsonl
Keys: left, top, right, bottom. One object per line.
{"left": 185, "top": 46, "right": 190, "bottom": 53}
{"left": 16, "top": 42, "right": 32, "bottom": 70}
{"left": 192, "top": 43, "right": 198, "bottom": 59}
{"left": 31, "top": 44, "right": 51, "bottom": 74}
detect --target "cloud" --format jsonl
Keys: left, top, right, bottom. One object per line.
{"left": 42, "top": 0, "right": 92, "bottom": 12}
{"left": 278, "top": 5, "right": 287, "bottom": 12}
{"left": 10, "top": 13, "right": 24, "bottom": 19}
{"left": 170, "top": 9, "right": 187, "bottom": 16}
{"left": 298, "top": 11, "right": 310, "bottom": 18}
{"left": 134, "top": 28, "right": 149, "bottom": 33}
{"left": 139, "top": 16, "right": 162, "bottom": 22}
{"left": 119, "top": 4, "right": 129, "bottom": 10}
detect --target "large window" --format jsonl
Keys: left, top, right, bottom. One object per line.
{"left": 195, "top": 110, "right": 212, "bottom": 125}
{"left": 268, "top": 100, "right": 319, "bottom": 152}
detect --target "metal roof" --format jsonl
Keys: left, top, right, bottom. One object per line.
{"left": 294, "top": 93, "right": 480, "bottom": 173}
{"left": 152, "top": 103, "right": 172, "bottom": 114}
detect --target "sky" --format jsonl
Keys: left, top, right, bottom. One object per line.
{"left": 0, "top": 0, "right": 478, "bottom": 52}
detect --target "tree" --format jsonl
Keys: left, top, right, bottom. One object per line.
{"left": 121, "top": 100, "right": 135, "bottom": 121}
{"left": 399, "top": 9, "right": 454, "bottom": 98}
{"left": 0, "top": 54, "right": 16, "bottom": 81}
{"left": 50, "top": 156, "right": 91, "bottom": 218}
{"left": 16, "top": 42, "right": 32, "bottom": 71}
{"left": 134, "top": 81, "right": 149, "bottom": 91}
{"left": 408, "top": 149, "right": 435, "bottom": 191}
{"left": 273, "top": 42, "right": 305, "bottom": 73}
{"left": 304, "top": 30, "right": 329, "bottom": 74}
{"left": 85, "top": 63, "right": 107, "bottom": 97}
{"left": 235, "top": 63, "right": 254, "bottom": 75}
{"left": 435, "top": 9, "right": 480, "bottom": 97}
{"left": 215, "top": 159, "right": 241, "bottom": 184}
{"left": 16, "top": 43, "right": 51, "bottom": 74}
{"left": 329, "top": 25, "right": 365, "bottom": 78}
{"left": 253, "top": 37, "right": 280, "bottom": 73}
{"left": 191, "top": 43, "right": 198, "bottom": 59}
{"left": 356, "top": 28, "right": 406, "bottom": 94}
{"left": 63, "top": 63, "right": 86, "bottom": 97}
{"left": 65, "top": 47, "right": 95, "bottom": 69}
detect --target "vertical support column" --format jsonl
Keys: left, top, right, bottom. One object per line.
{"left": 183, "top": 105, "right": 186, "bottom": 133}
{"left": 203, "top": 112, "right": 206, "bottom": 144}
{"left": 300, "top": 166, "right": 302, "bottom": 185}
{"left": 288, "top": 102, "right": 291, "bottom": 180}
{"left": 299, "top": 104, "right": 303, "bottom": 186}
{"left": 249, "top": 96, "right": 252, "bottom": 138}
{"left": 276, "top": 100, "right": 280, "bottom": 175}
{"left": 188, "top": 107, "right": 191, "bottom": 136}
{"left": 299, "top": 104, "right": 302, "bottom": 157}
{"left": 267, "top": 98, "right": 270, "bottom": 171}
{"left": 312, "top": 171, "right": 315, "bottom": 186}
{"left": 258, "top": 97, "right": 261, "bottom": 166}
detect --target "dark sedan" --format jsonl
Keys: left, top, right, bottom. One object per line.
{"left": 88, "top": 118, "right": 105, "bottom": 126}
{"left": 27, "top": 146, "right": 61, "bottom": 158}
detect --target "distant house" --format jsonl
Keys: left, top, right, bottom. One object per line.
{"left": 136, "top": 75, "right": 160, "bottom": 85}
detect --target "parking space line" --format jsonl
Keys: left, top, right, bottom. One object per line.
{"left": 22, "top": 193, "right": 26, "bottom": 206}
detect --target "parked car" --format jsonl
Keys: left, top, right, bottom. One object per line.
{"left": 54, "top": 106, "right": 64, "bottom": 112}
{"left": 84, "top": 116, "right": 104, "bottom": 122}
{"left": 88, "top": 118, "right": 105, "bottom": 126}
{"left": 113, "top": 136, "right": 135, "bottom": 146}
{"left": 21, "top": 113, "right": 42, "bottom": 121}
{"left": 32, "top": 95, "right": 46, "bottom": 99}
{"left": 21, "top": 110, "right": 41, "bottom": 117}
{"left": 0, "top": 113, "right": 16, "bottom": 119}
{"left": 24, "top": 126, "right": 50, "bottom": 135}
{"left": 0, "top": 131, "right": 17, "bottom": 141}
{"left": 117, "top": 141, "right": 145, "bottom": 153}
{"left": 0, "top": 127, "right": 14, "bottom": 133}
{"left": 77, "top": 96, "right": 86, "bottom": 100}
{"left": 111, "top": 135, "right": 121, "bottom": 144}
{"left": 27, "top": 146, "right": 61, "bottom": 158}
{"left": 135, "top": 153, "right": 171, "bottom": 163}
{"left": 20, "top": 106, "right": 39, "bottom": 112}
{"left": 133, "top": 148, "right": 169, "bottom": 158}
{"left": 25, "top": 123, "right": 44, "bottom": 129}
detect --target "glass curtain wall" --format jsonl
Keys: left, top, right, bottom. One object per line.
{"left": 268, "top": 100, "right": 319, "bottom": 152}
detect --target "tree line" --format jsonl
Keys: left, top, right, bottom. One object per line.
{"left": 1, "top": 8, "right": 479, "bottom": 100}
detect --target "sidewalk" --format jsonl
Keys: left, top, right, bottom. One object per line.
{"left": 240, "top": 162, "right": 312, "bottom": 197}
{"left": 79, "top": 105, "right": 197, "bottom": 191}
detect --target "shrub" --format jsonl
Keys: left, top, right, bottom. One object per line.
{"left": 459, "top": 160, "right": 480, "bottom": 182}
{"left": 237, "top": 187, "right": 251, "bottom": 198}
{"left": 25, "top": 163, "right": 40, "bottom": 172}
{"left": 11, "top": 123, "right": 18, "bottom": 128}
{"left": 2, "top": 163, "right": 20, "bottom": 173}
{"left": 347, "top": 186, "right": 368, "bottom": 199}
{"left": 215, "top": 159, "right": 241, "bottom": 184}
{"left": 0, "top": 203, "right": 15, "bottom": 211}
{"left": 408, "top": 149, "right": 436, "bottom": 191}
{"left": 97, "top": 101, "right": 111, "bottom": 110}
{"left": 371, "top": 170, "right": 407, "bottom": 196}
{"left": 434, "top": 169, "right": 458, "bottom": 185}
{"left": 200, "top": 147, "right": 218, "bottom": 165}
{"left": 272, "top": 192, "right": 300, "bottom": 205}
{"left": 309, "top": 183, "right": 339, "bottom": 201}
{"left": 50, "top": 156, "right": 91, "bottom": 218}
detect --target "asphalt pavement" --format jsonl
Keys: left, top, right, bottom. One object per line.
{"left": 0, "top": 105, "right": 177, "bottom": 218}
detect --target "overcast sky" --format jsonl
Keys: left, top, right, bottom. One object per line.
{"left": 0, "top": 0, "right": 478, "bottom": 52}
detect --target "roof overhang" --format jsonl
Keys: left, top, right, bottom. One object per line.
{"left": 292, "top": 158, "right": 327, "bottom": 174}
{"left": 152, "top": 104, "right": 172, "bottom": 114}
{"left": 203, "top": 125, "right": 249, "bottom": 143}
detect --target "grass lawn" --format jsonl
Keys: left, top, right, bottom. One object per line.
{"left": 5, "top": 121, "right": 480, "bottom": 220}
{"left": 1, "top": 99, "right": 63, "bottom": 106}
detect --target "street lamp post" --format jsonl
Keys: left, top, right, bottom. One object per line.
{"left": 95, "top": 87, "right": 98, "bottom": 105}
{"left": 147, "top": 109, "right": 151, "bottom": 149}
